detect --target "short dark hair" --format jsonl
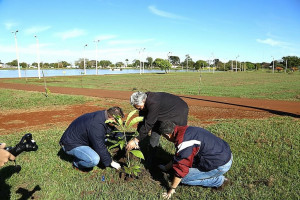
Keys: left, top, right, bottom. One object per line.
{"left": 107, "top": 107, "right": 124, "bottom": 118}
{"left": 159, "top": 121, "right": 175, "bottom": 135}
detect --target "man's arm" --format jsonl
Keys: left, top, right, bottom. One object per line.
{"left": 163, "top": 176, "right": 182, "bottom": 199}
{"left": 162, "top": 144, "right": 199, "bottom": 198}
{"left": 136, "top": 102, "right": 160, "bottom": 141}
{"left": 127, "top": 104, "right": 160, "bottom": 151}
{"left": 126, "top": 100, "right": 160, "bottom": 151}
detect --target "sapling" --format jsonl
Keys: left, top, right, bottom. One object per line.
{"left": 198, "top": 66, "right": 202, "bottom": 94}
{"left": 80, "top": 72, "right": 84, "bottom": 88}
{"left": 105, "top": 110, "right": 144, "bottom": 177}
{"left": 42, "top": 70, "right": 51, "bottom": 97}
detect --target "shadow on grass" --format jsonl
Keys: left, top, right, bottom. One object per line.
{"left": 57, "top": 148, "right": 73, "bottom": 163}
{"left": 0, "top": 165, "right": 41, "bottom": 200}
{"left": 139, "top": 139, "right": 174, "bottom": 189}
{"left": 146, "top": 146, "right": 174, "bottom": 189}
{"left": 0, "top": 165, "right": 19, "bottom": 199}
{"left": 179, "top": 95, "right": 300, "bottom": 118}
{"left": 16, "top": 185, "right": 41, "bottom": 200}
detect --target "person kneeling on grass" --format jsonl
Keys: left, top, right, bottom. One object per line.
{"left": 158, "top": 121, "right": 233, "bottom": 199}
{"left": 59, "top": 107, "right": 124, "bottom": 172}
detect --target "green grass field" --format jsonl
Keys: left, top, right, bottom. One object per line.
{"left": 4, "top": 71, "right": 300, "bottom": 101}
{"left": 0, "top": 89, "right": 94, "bottom": 111}
{"left": 0, "top": 71, "right": 299, "bottom": 199}
{"left": 1, "top": 117, "right": 299, "bottom": 199}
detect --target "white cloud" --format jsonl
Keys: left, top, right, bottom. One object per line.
{"left": 256, "top": 38, "right": 289, "bottom": 48}
{"left": 4, "top": 22, "right": 17, "bottom": 30}
{"left": 25, "top": 26, "right": 51, "bottom": 35}
{"left": 148, "top": 5, "right": 188, "bottom": 20}
{"left": 55, "top": 29, "right": 87, "bottom": 40}
{"left": 256, "top": 38, "right": 280, "bottom": 46}
{"left": 108, "top": 38, "right": 154, "bottom": 45}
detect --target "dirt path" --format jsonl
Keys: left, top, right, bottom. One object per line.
{"left": 1, "top": 81, "right": 299, "bottom": 135}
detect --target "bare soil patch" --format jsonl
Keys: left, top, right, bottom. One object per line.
{"left": 0, "top": 81, "right": 299, "bottom": 135}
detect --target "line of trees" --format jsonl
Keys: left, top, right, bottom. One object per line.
{"left": 2, "top": 56, "right": 300, "bottom": 73}
{"left": 4, "top": 59, "right": 72, "bottom": 69}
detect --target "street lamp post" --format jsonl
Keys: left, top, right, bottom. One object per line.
{"left": 167, "top": 52, "right": 172, "bottom": 73}
{"left": 12, "top": 30, "right": 21, "bottom": 78}
{"left": 242, "top": 62, "right": 244, "bottom": 71}
{"left": 83, "top": 44, "right": 88, "bottom": 75}
{"left": 235, "top": 55, "right": 239, "bottom": 72}
{"left": 186, "top": 54, "right": 189, "bottom": 72}
{"left": 142, "top": 48, "right": 145, "bottom": 73}
{"left": 34, "top": 35, "right": 41, "bottom": 79}
{"left": 94, "top": 40, "right": 100, "bottom": 75}
{"left": 212, "top": 53, "right": 215, "bottom": 73}
{"left": 139, "top": 49, "right": 141, "bottom": 75}
{"left": 138, "top": 48, "right": 145, "bottom": 74}
{"left": 167, "top": 52, "right": 172, "bottom": 62}
{"left": 271, "top": 56, "right": 274, "bottom": 73}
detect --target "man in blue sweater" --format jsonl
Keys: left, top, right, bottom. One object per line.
{"left": 158, "top": 121, "right": 233, "bottom": 199}
{"left": 59, "top": 107, "right": 124, "bottom": 171}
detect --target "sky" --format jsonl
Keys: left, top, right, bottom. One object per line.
{"left": 0, "top": 0, "right": 299, "bottom": 65}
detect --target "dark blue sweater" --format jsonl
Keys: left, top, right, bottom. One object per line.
{"left": 60, "top": 110, "right": 114, "bottom": 167}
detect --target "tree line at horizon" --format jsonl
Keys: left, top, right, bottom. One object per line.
{"left": 2, "top": 55, "right": 300, "bottom": 72}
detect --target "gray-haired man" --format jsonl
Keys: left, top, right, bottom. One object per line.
{"left": 126, "top": 91, "right": 189, "bottom": 167}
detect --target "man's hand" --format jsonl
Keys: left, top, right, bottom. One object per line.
{"left": 110, "top": 161, "right": 121, "bottom": 170}
{"left": 162, "top": 189, "right": 175, "bottom": 199}
{"left": 162, "top": 176, "right": 181, "bottom": 199}
{"left": 126, "top": 138, "right": 139, "bottom": 151}
{"left": 0, "top": 143, "right": 15, "bottom": 167}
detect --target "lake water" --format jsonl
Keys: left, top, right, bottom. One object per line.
{"left": 0, "top": 68, "right": 190, "bottom": 78}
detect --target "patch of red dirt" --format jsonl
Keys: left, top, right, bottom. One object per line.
{"left": 0, "top": 81, "right": 299, "bottom": 135}
{"left": 0, "top": 103, "right": 103, "bottom": 135}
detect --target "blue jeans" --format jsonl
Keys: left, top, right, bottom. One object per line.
{"left": 63, "top": 146, "right": 100, "bottom": 169}
{"left": 181, "top": 155, "right": 233, "bottom": 187}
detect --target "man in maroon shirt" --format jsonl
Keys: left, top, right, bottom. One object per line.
{"left": 158, "top": 121, "right": 232, "bottom": 199}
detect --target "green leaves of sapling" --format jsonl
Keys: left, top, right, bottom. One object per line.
{"left": 127, "top": 116, "right": 144, "bottom": 128}
{"left": 105, "top": 110, "right": 145, "bottom": 177}
{"left": 125, "top": 110, "right": 137, "bottom": 126}
{"left": 130, "top": 150, "right": 145, "bottom": 160}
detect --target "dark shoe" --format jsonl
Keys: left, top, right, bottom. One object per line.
{"left": 72, "top": 163, "right": 93, "bottom": 173}
{"left": 213, "top": 178, "right": 231, "bottom": 191}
